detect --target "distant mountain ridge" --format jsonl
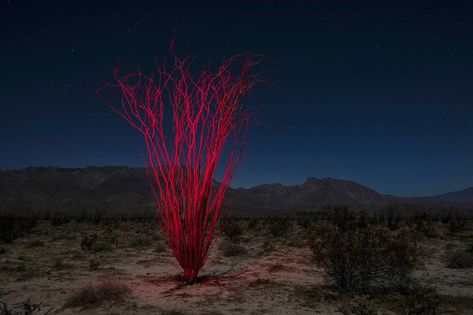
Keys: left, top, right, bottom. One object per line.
{"left": 0, "top": 166, "right": 472, "bottom": 216}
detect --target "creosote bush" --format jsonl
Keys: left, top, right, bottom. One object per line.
{"left": 309, "top": 207, "right": 419, "bottom": 294}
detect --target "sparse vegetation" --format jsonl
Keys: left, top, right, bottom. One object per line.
{"left": 270, "top": 218, "right": 291, "bottom": 239}
{"left": 91, "top": 241, "right": 113, "bottom": 252}
{"left": 445, "top": 213, "right": 467, "bottom": 233}
{"left": 222, "top": 220, "right": 242, "bottom": 241}
{"left": 309, "top": 207, "right": 419, "bottom": 294}
{"left": 88, "top": 258, "right": 100, "bottom": 271}
{"left": 26, "top": 239, "right": 45, "bottom": 248}
{"left": 80, "top": 233, "right": 98, "bottom": 250}
{"left": 64, "top": 280, "right": 130, "bottom": 308}
{"left": 222, "top": 242, "right": 247, "bottom": 257}
{"left": 403, "top": 283, "right": 439, "bottom": 315}
{"left": 447, "top": 250, "right": 473, "bottom": 269}
{"left": 0, "top": 215, "right": 38, "bottom": 244}
{"left": 128, "top": 235, "right": 152, "bottom": 248}
{"left": 1, "top": 212, "right": 472, "bottom": 313}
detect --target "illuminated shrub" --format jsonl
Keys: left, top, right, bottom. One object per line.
{"left": 98, "top": 46, "right": 258, "bottom": 282}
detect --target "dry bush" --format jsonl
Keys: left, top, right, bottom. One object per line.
{"left": 309, "top": 208, "right": 418, "bottom": 294}
{"left": 154, "top": 242, "right": 166, "bottom": 253}
{"left": 222, "top": 219, "right": 242, "bottom": 241}
{"left": 52, "top": 258, "right": 72, "bottom": 270}
{"left": 447, "top": 251, "right": 473, "bottom": 269}
{"left": 26, "top": 239, "right": 45, "bottom": 248}
{"left": 88, "top": 258, "right": 100, "bottom": 271}
{"left": 412, "top": 213, "right": 441, "bottom": 238}
{"left": 128, "top": 235, "right": 152, "bottom": 248}
{"left": 222, "top": 242, "right": 247, "bottom": 257}
{"left": 80, "top": 234, "right": 98, "bottom": 250}
{"left": 64, "top": 280, "right": 130, "bottom": 308}
{"left": 270, "top": 218, "right": 291, "bottom": 238}
{"left": 446, "top": 213, "right": 467, "bottom": 233}
{"left": 403, "top": 283, "right": 439, "bottom": 315}
{"left": 0, "top": 298, "right": 53, "bottom": 315}
{"left": 0, "top": 215, "right": 38, "bottom": 244}
{"left": 91, "top": 241, "right": 113, "bottom": 252}
{"left": 247, "top": 217, "right": 259, "bottom": 230}
{"left": 268, "top": 263, "right": 284, "bottom": 273}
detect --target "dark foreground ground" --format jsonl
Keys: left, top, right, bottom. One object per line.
{"left": 1, "top": 211, "right": 473, "bottom": 314}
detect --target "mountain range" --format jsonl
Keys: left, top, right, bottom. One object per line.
{"left": 0, "top": 166, "right": 472, "bottom": 216}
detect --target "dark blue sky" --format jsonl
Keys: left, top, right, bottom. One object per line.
{"left": 1, "top": 1, "right": 473, "bottom": 196}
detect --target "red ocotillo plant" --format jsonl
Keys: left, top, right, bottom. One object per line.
{"left": 98, "top": 51, "right": 258, "bottom": 282}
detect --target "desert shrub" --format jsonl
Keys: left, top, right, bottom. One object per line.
{"left": 296, "top": 212, "right": 318, "bottom": 230}
{"left": 310, "top": 209, "right": 418, "bottom": 294}
{"left": 128, "top": 235, "right": 152, "bottom": 248}
{"left": 49, "top": 213, "right": 70, "bottom": 226}
{"left": 154, "top": 242, "right": 166, "bottom": 253}
{"left": 0, "top": 301, "right": 12, "bottom": 315}
{"left": 223, "top": 242, "right": 247, "bottom": 257}
{"left": 151, "top": 232, "right": 163, "bottom": 241}
{"left": 91, "top": 241, "right": 113, "bottom": 252}
{"left": 247, "top": 217, "right": 259, "bottom": 230}
{"left": 270, "top": 218, "right": 291, "bottom": 238}
{"left": 403, "top": 283, "right": 439, "bottom": 315}
{"left": 384, "top": 208, "right": 401, "bottom": 231}
{"left": 268, "top": 263, "right": 284, "bottom": 273}
{"left": 88, "top": 258, "right": 100, "bottom": 271}
{"left": 222, "top": 220, "right": 242, "bottom": 241}
{"left": 161, "top": 310, "right": 187, "bottom": 315}
{"left": 0, "top": 299, "right": 52, "bottom": 315}
{"left": 80, "top": 234, "right": 98, "bottom": 250}
{"left": 341, "top": 301, "right": 377, "bottom": 315}
{"left": 27, "top": 239, "right": 45, "bottom": 248}
{"left": 52, "top": 258, "right": 72, "bottom": 270}
{"left": 447, "top": 251, "right": 473, "bottom": 269}
{"left": 52, "top": 233, "right": 76, "bottom": 241}
{"left": 0, "top": 215, "right": 38, "bottom": 244}
{"left": 446, "top": 213, "right": 467, "bottom": 233}
{"left": 64, "top": 280, "right": 130, "bottom": 308}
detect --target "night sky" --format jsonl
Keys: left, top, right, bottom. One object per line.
{"left": 1, "top": 1, "right": 473, "bottom": 197}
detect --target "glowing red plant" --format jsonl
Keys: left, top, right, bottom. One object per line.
{"left": 98, "top": 49, "right": 258, "bottom": 282}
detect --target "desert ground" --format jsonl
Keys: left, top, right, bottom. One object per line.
{"left": 1, "top": 213, "right": 473, "bottom": 314}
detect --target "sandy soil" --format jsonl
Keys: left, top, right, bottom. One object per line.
{"left": 1, "top": 220, "right": 473, "bottom": 314}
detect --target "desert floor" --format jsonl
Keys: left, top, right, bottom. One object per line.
{"left": 1, "top": 219, "right": 473, "bottom": 314}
